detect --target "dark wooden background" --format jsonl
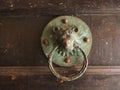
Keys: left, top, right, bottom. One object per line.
{"left": 0, "top": 0, "right": 120, "bottom": 90}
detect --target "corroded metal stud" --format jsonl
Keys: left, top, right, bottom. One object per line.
{"left": 83, "top": 37, "right": 90, "bottom": 42}
{"left": 43, "top": 39, "right": 49, "bottom": 46}
{"left": 62, "top": 19, "right": 68, "bottom": 24}
{"left": 64, "top": 57, "right": 71, "bottom": 63}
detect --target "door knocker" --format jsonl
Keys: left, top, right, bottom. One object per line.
{"left": 41, "top": 16, "right": 92, "bottom": 82}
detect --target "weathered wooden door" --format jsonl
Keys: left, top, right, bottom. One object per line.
{"left": 0, "top": 0, "right": 120, "bottom": 90}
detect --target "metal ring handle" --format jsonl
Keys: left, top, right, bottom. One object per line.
{"left": 48, "top": 46, "right": 88, "bottom": 81}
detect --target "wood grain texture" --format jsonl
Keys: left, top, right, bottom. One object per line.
{"left": 0, "top": 14, "right": 120, "bottom": 66}
{"left": 0, "top": 0, "right": 120, "bottom": 16}
{"left": 0, "top": 66, "right": 120, "bottom": 90}
{"left": 0, "top": 74, "right": 120, "bottom": 90}
{"left": 0, "top": 66, "right": 120, "bottom": 76}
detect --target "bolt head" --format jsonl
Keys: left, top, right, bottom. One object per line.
{"left": 64, "top": 57, "right": 71, "bottom": 63}
{"left": 62, "top": 19, "right": 68, "bottom": 24}
{"left": 43, "top": 39, "right": 49, "bottom": 46}
{"left": 11, "top": 74, "right": 16, "bottom": 80}
{"left": 83, "top": 37, "right": 90, "bottom": 42}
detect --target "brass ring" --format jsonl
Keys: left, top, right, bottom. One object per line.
{"left": 48, "top": 46, "right": 88, "bottom": 81}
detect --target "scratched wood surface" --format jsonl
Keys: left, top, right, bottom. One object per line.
{"left": 0, "top": 0, "right": 120, "bottom": 90}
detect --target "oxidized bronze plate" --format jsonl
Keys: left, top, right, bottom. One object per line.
{"left": 41, "top": 16, "right": 92, "bottom": 67}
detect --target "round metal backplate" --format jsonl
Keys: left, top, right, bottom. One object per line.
{"left": 41, "top": 16, "right": 92, "bottom": 67}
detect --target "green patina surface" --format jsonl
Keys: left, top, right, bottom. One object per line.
{"left": 41, "top": 16, "right": 92, "bottom": 67}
